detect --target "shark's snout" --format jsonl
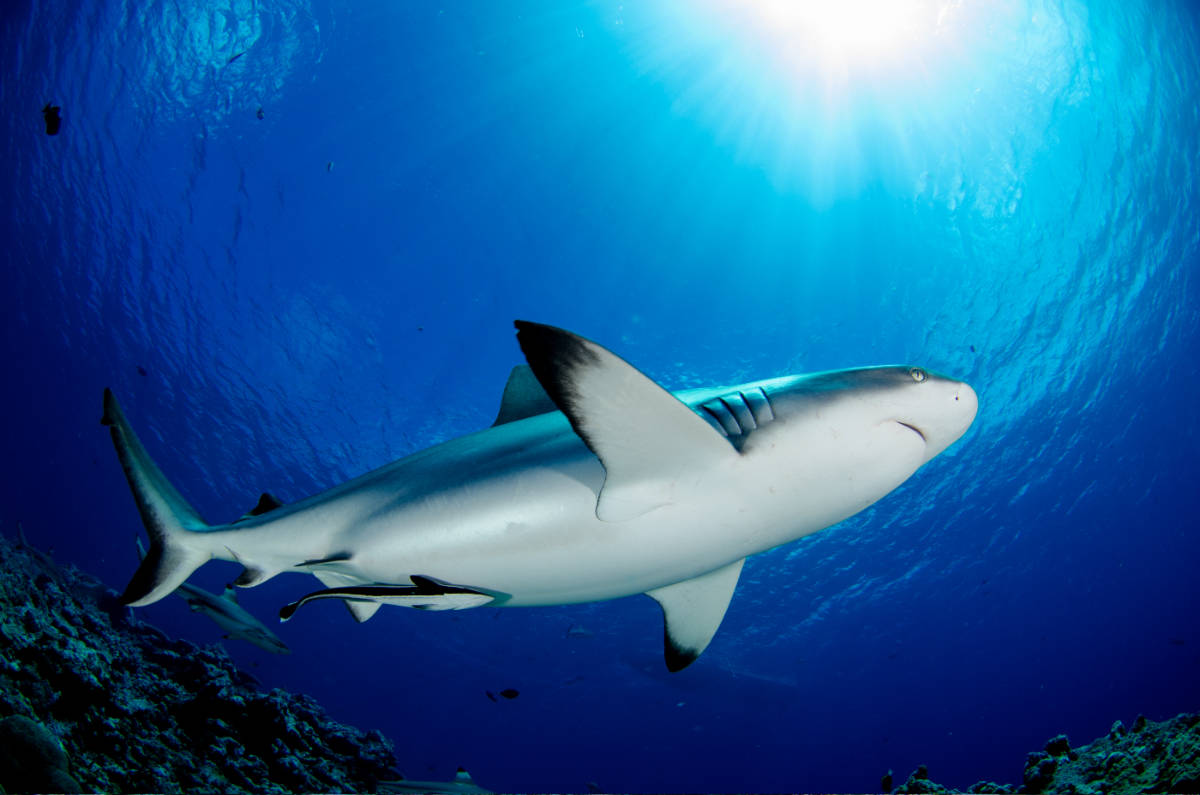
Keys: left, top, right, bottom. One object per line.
{"left": 920, "top": 379, "right": 977, "bottom": 459}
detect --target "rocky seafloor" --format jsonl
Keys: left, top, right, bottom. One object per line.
{"left": 0, "top": 531, "right": 401, "bottom": 794}
{"left": 885, "top": 709, "right": 1200, "bottom": 794}
{"left": 2, "top": 528, "right": 1198, "bottom": 795}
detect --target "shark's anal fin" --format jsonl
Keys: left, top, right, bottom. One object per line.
{"left": 646, "top": 558, "right": 745, "bottom": 672}
{"left": 514, "top": 321, "right": 739, "bottom": 522}
{"left": 492, "top": 364, "right": 558, "bottom": 426}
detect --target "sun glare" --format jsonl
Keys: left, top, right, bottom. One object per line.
{"left": 623, "top": 0, "right": 990, "bottom": 201}
{"left": 755, "top": 1, "right": 923, "bottom": 58}
{"left": 711, "top": 0, "right": 961, "bottom": 78}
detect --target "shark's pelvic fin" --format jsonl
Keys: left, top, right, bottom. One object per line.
{"left": 313, "top": 571, "right": 382, "bottom": 623}
{"left": 514, "top": 321, "right": 739, "bottom": 522}
{"left": 102, "top": 389, "right": 212, "bottom": 606}
{"left": 492, "top": 364, "right": 558, "bottom": 426}
{"left": 646, "top": 558, "right": 745, "bottom": 672}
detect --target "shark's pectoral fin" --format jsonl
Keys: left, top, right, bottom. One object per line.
{"left": 492, "top": 364, "right": 558, "bottom": 426}
{"left": 514, "top": 321, "right": 739, "bottom": 522}
{"left": 280, "top": 578, "right": 495, "bottom": 622}
{"left": 646, "top": 558, "right": 744, "bottom": 672}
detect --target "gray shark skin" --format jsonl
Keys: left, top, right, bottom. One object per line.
{"left": 103, "top": 321, "right": 977, "bottom": 671}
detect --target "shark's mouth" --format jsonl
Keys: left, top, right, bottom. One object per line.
{"left": 895, "top": 421, "right": 927, "bottom": 443}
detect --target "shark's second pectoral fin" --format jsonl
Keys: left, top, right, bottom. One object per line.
{"left": 515, "top": 321, "right": 739, "bottom": 522}
{"left": 646, "top": 558, "right": 745, "bottom": 672}
{"left": 280, "top": 577, "right": 495, "bottom": 622}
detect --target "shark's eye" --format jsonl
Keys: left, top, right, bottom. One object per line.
{"left": 909, "top": 368, "right": 927, "bottom": 383}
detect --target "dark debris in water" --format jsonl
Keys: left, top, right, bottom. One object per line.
{"left": 0, "top": 531, "right": 402, "bottom": 794}
{"left": 42, "top": 103, "right": 61, "bottom": 136}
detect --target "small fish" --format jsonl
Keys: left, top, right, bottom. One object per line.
{"left": 42, "top": 104, "right": 62, "bottom": 136}
{"left": 326, "top": 161, "right": 334, "bottom": 172}
{"left": 227, "top": 50, "right": 246, "bottom": 65}
{"left": 566, "top": 624, "right": 593, "bottom": 638}
{"left": 137, "top": 366, "right": 148, "bottom": 377}
{"left": 256, "top": 107, "right": 264, "bottom": 120}
{"left": 499, "top": 688, "right": 519, "bottom": 700}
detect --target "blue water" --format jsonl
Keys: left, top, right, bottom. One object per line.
{"left": 2, "top": 0, "right": 1198, "bottom": 791}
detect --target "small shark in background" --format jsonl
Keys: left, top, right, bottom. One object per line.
{"left": 103, "top": 321, "right": 976, "bottom": 671}
{"left": 175, "top": 581, "right": 291, "bottom": 655}
{"left": 378, "top": 768, "right": 492, "bottom": 795}
{"left": 15, "top": 521, "right": 60, "bottom": 577}
{"left": 137, "top": 540, "right": 290, "bottom": 655}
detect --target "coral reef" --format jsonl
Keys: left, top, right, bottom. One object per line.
{"left": 0, "top": 532, "right": 400, "bottom": 794}
{"left": 891, "top": 712, "right": 1200, "bottom": 794}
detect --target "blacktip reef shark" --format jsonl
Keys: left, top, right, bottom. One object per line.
{"left": 102, "top": 321, "right": 977, "bottom": 671}
{"left": 136, "top": 539, "right": 290, "bottom": 655}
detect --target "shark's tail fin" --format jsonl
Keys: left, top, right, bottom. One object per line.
{"left": 102, "top": 389, "right": 212, "bottom": 606}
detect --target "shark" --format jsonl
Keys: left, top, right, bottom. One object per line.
{"left": 103, "top": 320, "right": 977, "bottom": 671}
{"left": 174, "top": 580, "right": 292, "bottom": 654}
{"left": 136, "top": 539, "right": 290, "bottom": 654}
{"left": 378, "top": 768, "right": 492, "bottom": 795}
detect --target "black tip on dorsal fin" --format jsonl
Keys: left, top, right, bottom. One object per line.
{"left": 512, "top": 321, "right": 600, "bottom": 424}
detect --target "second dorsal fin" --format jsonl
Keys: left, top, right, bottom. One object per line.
{"left": 492, "top": 364, "right": 558, "bottom": 426}
{"left": 235, "top": 492, "right": 284, "bottom": 523}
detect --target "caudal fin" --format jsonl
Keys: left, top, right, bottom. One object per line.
{"left": 102, "top": 389, "right": 212, "bottom": 606}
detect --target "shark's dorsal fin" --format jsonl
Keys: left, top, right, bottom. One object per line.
{"left": 221, "top": 584, "right": 238, "bottom": 603}
{"left": 514, "top": 321, "right": 738, "bottom": 521}
{"left": 492, "top": 364, "right": 558, "bottom": 426}
{"left": 646, "top": 558, "right": 744, "bottom": 671}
